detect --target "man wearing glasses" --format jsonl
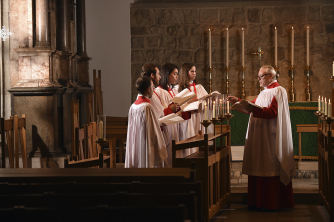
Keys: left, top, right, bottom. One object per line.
{"left": 227, "top": 65, "right": 295, "bottom": 211}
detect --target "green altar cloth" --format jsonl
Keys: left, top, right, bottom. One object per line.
{"left": 219, "top": 102, "right": 318, "bottom": 157}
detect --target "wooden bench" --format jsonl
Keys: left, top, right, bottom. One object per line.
{"left": 317, "top": 125, "right": 334, "bottom": 222}
{"left": 172, "top": 124, "right": 231, "bottom": 222}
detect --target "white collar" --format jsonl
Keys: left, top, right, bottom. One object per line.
{"left": 189, "top": 81, "right": 193, "bottom": 84}
{"left": 264, "top": 80, "right": 277, "bottom": 89}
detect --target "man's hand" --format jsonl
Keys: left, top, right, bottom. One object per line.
{"left": 227, "top": 96, "right": 239, "bottom": 104}
{"left": 170, "top": 103, "right": 180, "bottom": 112}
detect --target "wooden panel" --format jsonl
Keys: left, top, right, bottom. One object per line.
{"left": 296, "top": 124, "right": 318, "bottom": 132}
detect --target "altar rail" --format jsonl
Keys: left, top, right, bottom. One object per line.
{"left": 172, "top": 124, "right": 231, "bottom": 222}
{"left": 317, "top": 126, "right": 334, "bottom": 222}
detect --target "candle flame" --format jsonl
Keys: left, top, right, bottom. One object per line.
{"left": 292, "top": 27, "right": 294, "bottom": 29}
{"left": 325, "top": 98, "right": 327, "bottom": 102}
{"left": 319, "top": 95, "right": 320, "bottom": 98}
{"left": 322, "top": 96, "right": 324, "bottom": 100}
{"left": 209, "top": 28, "right": 210, "bottom": 31}
{"left": 275, "top": 27, "right": 276, "bottom": 29}
{"left": 242, "top": 28, "right": 244, "bottom": 31}
{"left": 307, "top": 26, "right": 309, "bottom": 28}
{"left": 226, "top": 28, "right": 228, "bottom": 30}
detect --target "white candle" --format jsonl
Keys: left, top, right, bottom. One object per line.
{"left": 204, "top": 102, "right": 208, "bottom": 120}
{"left": 325, "top": 98, "right": 327, "bottom": 116}
{"left": 329, "top": 99, "right": 332, "bottom": 118}
{"left": 291, "top": 27, "right": 294, "bottom": 66}
{"left": 226, "top": 28, "right": 229, "bottom": 66}
{"left": 332, "top": 61, "right": 334, "bottom": 77}
{"left": 242, "top": 28, "right": 244, "bottom": 67}
{"left": 318, "top": 95, "right": 321, "bottom": 112}
{"left": 99, "top": 120, "right": 103, "bottom": 139}
{"left": 209, "top": 29, "right": 212, "bottom": 67}
{"left": 275, "top": 27, "right": 277, "bottom": 67}
{"left": 213, "top": 101, "right": 216, "bottom": 118}
{"left": 322, "top": 96, "right": 324, "bottom": 113}
{"left": 307, "top": 26, "right": 309, "bottom": 66}
{"left": 227, "top": 101, "right": 230, "bottom": 114}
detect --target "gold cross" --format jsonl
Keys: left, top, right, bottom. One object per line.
{"left": 252, "top": 47, "right": 267, "bottom": 68}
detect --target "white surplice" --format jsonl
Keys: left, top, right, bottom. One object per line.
{"left": 242, "top": 83, "right": 295, "bottom": 185}
{"left": 125, "top": 97, "right": 168, "bottom": 168}
{"left": 174, "top": 83, "right": 213, "bottom": 156}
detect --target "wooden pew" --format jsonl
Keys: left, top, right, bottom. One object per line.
{"left": 0, "top": 205, "right": 186, "bottom": 222}
{"left": 106, "top": 116, "right": 128, "bottom": 163}
{"left": 318, "top": 125, "right": 334, "bottom": 222}
{"left": 172, "top": 124, "right": 231, "bottom": 222}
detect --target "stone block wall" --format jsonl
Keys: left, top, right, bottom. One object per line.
{"left": 130, "top": 1, "right": 334, "bottom": 102}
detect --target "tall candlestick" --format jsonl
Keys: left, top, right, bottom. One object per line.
{"left": 307, "top": 26, "right": 309, "bottom": 66}
{"left": 209, "top": 29, "right": 212, "bottom": 68}
{"left": 213, "top": 101, "right": 216, "bottom": 118}
{"left": 318, "top": 95, "right": 321, "bottom": 112}
{"left": 219, "top": 99, "right": 222, "bottom": 115}
{"left": 291, "top": 27, "right": 294, "bottom": 66}
{"left": 99, "top": 120, "right": 103, "bottom": 139}
{"left": 325, "top": 98, "right": 327, "bottom": 116}
{"left": 329, "top": 99, "right": 332, "bottom": 118}
{"left": 242, "top": 28, "right": 245, "bottom": 67}
{"left": 275, "top": 27, "right": 277, "bottom": 66}
{"left": 227, "top": 101, "right": 230, "bottom": 114}
{"left": 226, "top": 28, "right": 229, "bottom": 66}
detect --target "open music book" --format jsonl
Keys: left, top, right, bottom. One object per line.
{"left": 198, "top": 91, "right": 221, "bottom": 100}
{"left": 171, "top": 88, "right": 196, "bottom": 106}
{"left": 231, "top": 99, "right": 263, "bottom": 113}
{"left": 181, "top": 101, "right": 201, "bottom": 112}
{"left": 158, "top": 113, "right": 185, "bottom": 126}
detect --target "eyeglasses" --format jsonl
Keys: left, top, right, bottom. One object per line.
{"left": 257, "top": 73, "right": 270, "bottom": 80}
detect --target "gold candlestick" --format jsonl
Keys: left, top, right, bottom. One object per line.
{"left": 226, "top": 67, "right": 230, "bottom": 94}
{"left": 290, "top": 66, "right": 295, "bottom": 102}
{"left": 306, "top": 65, "right": 311, "bottom": 101}
{"left": 225, "top": 113, "right": 234, "bottom": 125}
{"left": 241, "top": 66, "right": 246, "bottom": 99}
{"left": 211, "top": 118, "right": 219, "bottom": 135}
{"left": 209, "top": 66, "right": 213, "bottom": 93}
{"left": 201, "top": 120, "right": 212, "bottom": 134}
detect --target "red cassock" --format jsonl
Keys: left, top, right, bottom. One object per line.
{"left": 242, "top": 81, "right": 295, "bottom": 210}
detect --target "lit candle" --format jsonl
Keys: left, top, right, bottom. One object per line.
{"left": 307, "top": 26, "right": 309, "bottom": 66}
{"left": 325, "top": 98, "right": 327, "bottom": 116}
{"left": 99, "top": 120, "right": 103, "bottom": 139}
{"left": 275, "top": 27, "right": 277, "bottom": 67}
{"left": 322, "top": 96, "right": 324, "bottom": 113}
{"left": 220, "top": 99, "right": 222, "bottom": 116}
{"left": 332, "top": 61, "right": 334, "bottom": 77}
{"left": 204, "top": 102, "right": 208, "bottom": 120}
{"left": 242, "top": 28, "right": 244, "bottom": 67}
{"left": 318, "top": 95, "right": 321, "bottom": 112}
{"left": 213, "top": 101, "right": 216, "bottom": 118}
{"left": 227, "top": 101, "right": 230, "bottom": 114}
{"left": 291, "top": 27, "right": 294, "bottom": 66}
{"left": 329, "top": 99, "right": 332, "bottom": 118}
{"left": 226, "top": 28, "right": 229, "bottom": 66}
{"left": 209, "top": 29, "right": 212, "bottom": 68}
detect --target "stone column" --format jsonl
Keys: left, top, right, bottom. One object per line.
{"left": 35, "top": 0, "right": 49, "bottom": 47}
{"left": 57, "top": 0, "right": 69, "bottom": 51}
{"left": 76, "top": 0, "right": 87, "bottom": 57}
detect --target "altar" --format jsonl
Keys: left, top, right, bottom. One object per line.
{"left": 221, "top": 101, "right": 318, "bottom": 159}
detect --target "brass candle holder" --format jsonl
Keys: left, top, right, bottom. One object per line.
{"left": 290, "top": 65, "right": 295, "bottom": 102}
{"left": 218, "top": 115, "right": 227, "bottom": 133}
{"left": 209, "top": 66, "right": 213, "bottom": 93}
{"left": 201, "top": 120, "right": 212, "bottom": 135}
{"left": 211, "top": 118, "right": 219, "bottom": 135}
{"left": 241, "top": 66, "right": 246, "bottom": 99}
{"left": 226, "top": 67, "right": 230, "bottom": 94}
{"left": 306, "top": 65, "right": 311, "bottom": 101}
{"left": 225, "top": 113, "right": 234, "bottom": 125}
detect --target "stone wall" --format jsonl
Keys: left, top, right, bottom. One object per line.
{"left": 130, "top": 1, "right": 334, "bottom": 102}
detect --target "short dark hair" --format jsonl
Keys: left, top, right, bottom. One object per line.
{"left": 141, "top": 63, "right": 158, "bottom": 78}
{"left": 136, "top": 76, "right": 151, "bottom": 95}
